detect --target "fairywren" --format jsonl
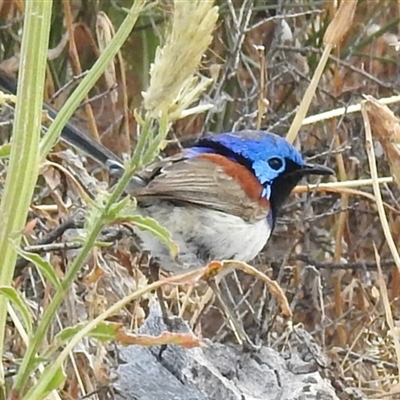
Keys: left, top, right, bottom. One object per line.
{"left": 61, "top": 128, "right": 333, "bottom": 273}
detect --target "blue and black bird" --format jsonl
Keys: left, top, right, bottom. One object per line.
{"left": 62, "top": 127, "right": 333, "bottom": 273}
{"left": 127, "top": 130, "right": 333, "bottom": 273}
{"left": 0, "top": 69, "right": 333, "bottom": 275}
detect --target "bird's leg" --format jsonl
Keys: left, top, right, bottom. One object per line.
{"left": 149, "top": 260, "right": 170, "bottom": 322}
{"left": 208, "top": 278, "right": 259, "bottom": 351}
{"left": 148, "top": 260, "right": 170, "bottom": 360}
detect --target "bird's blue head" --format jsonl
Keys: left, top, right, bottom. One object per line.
{"left": 187, "top": 130, "right": 333, "bottom": 214}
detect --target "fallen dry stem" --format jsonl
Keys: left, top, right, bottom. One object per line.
{"left": 302, "top": 94, "right": 400, "bottom": 126}
{"left": 286, "top": 0, "right": 357, "bottom": 144}
{"left": 286, "top": 45, "right": 332, "bottom": 144}
{"left": 42, "top": 160, "right": 93, "bottom": 205}
{"left": 362, "top": 101, "right": 400, "bottom": 272}
{"left": 294, "top": 185, "right": 400, "bottom": 215}
{"left": 301, "top": 177, "right": 393, "bottom": 190}
{"left": 203, "top": 260, "right": 291, "bottom": 318}
{"left": 374, "top": 244, "right": 400, "bottom": 381}
{"left": 362, "top": 95, "right": 400, "bottom": 190}
{"left": 190, "top": 259, "right": 292, "bottom": 328}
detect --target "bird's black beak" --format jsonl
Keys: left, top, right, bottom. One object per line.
{"left": 302, "top": 163, "right": 335, "bottom": 176}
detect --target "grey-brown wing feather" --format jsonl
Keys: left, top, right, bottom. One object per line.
{"left": 131, "top": 156, "right": 269, "bottom": 222}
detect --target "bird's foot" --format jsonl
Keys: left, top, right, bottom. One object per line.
{"left": 207, "top": 278, "right": 261, "bottom": 351}
{"left": 241, "top": 337, "right": 262, "bottom": 352}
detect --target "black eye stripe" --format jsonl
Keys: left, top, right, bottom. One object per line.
{"left": 195, "top": 139, "right": 255, "bottom": 173}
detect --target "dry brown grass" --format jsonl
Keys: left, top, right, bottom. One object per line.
{"left": 2, "top": 0, "right": 400, "bottom": 398}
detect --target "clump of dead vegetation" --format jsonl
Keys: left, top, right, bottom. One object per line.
{"left": 0, "top": 1, "right": 400, "bottom": 399}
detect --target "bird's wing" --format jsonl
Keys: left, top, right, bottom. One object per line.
{"left": 132, "top": 154, "right": 270, "bottom": 222}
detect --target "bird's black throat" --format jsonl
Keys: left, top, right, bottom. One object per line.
{"left": 268, "top": 159, "right": 305, "bottom": 218}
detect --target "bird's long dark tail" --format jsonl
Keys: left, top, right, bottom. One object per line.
{"left": 0, "top": 69, "right": 124, "bottom": 171}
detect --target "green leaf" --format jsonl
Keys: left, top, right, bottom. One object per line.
{"left": 89, "top": 321, "right": 121, "bottom": 341}
{"left": 0, "top": 286, "right": 33, "bottom": 334}
{"left": 92, "top": 240, "right": 113, "bottom": 248}
{"left": 0, "top": 143, "right": 11, "bottom": 158}
{"left": 108, "top": 195, "right": 133, "bottom": 218}
{"left": 54, "top": 321, "right": 121, "bottom": 345}
{"left": 32, "top": 355, "right": 48, "bottom": 366}
{"left": 54, "top": 322, "right": 86, "bottom": 344}
{"left": 123, "top": 214, "right": 179, "bottom": 257}
{"left": 41, "top": 366, "right": 66, "bottom": 396}
{"left": 16, "top": 248, "right": 61, "bottom": 289}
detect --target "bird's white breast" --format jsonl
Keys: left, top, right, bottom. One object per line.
{"left": 133, "top": 202, "right": 272, "bottom": 273}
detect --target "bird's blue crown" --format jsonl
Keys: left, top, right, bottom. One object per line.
{"left": 185, "top": 130, "right": 305, "bottom": 188}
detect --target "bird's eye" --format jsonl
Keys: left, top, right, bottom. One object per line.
{"left": 268, "top": 157, "right": 283, "bottom": 170}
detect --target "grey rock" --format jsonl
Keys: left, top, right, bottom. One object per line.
{"left": 113, "top": 305, "right": 340, "bottom": 400}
